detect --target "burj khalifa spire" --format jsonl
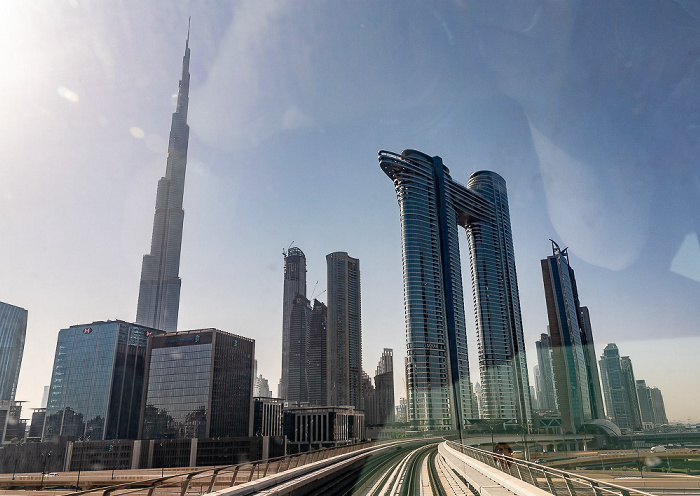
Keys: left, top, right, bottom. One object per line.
{"left": 136, "top": 28, "right": 191, "bottom": 332}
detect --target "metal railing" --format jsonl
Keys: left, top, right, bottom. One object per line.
{"left": 446, "top": 440, "right": 658, "bottom": 496}
{"left": 55, "top": 440, "right": 383, "bottom": 496}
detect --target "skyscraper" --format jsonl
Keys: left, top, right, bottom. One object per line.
{"left": 374, "top": 349, "right": 395, "bottom": 425}
{"left": 620, "top": 356, "right": 643, "bottom": 430}
{"left": 541, "top": 241, "right": 601, "bottom": 432}
{"left": 579, "top": 306, "right": 605, "bottom": 419}
{"left": 43, "top": 320, "right": 163, "bottom": 441}
{"left": 140, "top": 329, "right": 255, "bottom": 439}
{"left": 649, "top": 387, "right": 668, "bottom": 426}
{"left": 379, "top": 149, "right": 530, "bottom": 429}
{"left": 636, "top": 379, "right": 654, "bottom": 429}
{"left": 136, "top": 31, "right": 192, "bottom": 333}
{"left": 599, "top": 343, "right": 642, "bottom": 431}
{"left": 534, "top": 333, "right": 558, "bottom": 412}
{"left": 307, "top": 299, "right": 329, "bottom": 405}
{"left": 0, "top": 301, "right": 27, "bottom": 401}
{"left": 287, "top": 294, "right": 311, "bottom": 403}
{"left": 327, "top": 252, "right": 362, "bottom": 409}
{"left": 280, "top": 247, "right": 307, "bottom": 400}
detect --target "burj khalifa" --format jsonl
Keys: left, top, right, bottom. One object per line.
{"left": 136, "top": 30, "right": 191, "bottom": 332}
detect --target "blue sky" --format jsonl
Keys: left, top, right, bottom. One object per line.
{"left": 1, "top": 1, "right": 699, "bottom": 423}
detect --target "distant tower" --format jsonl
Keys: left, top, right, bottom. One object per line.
{"left": 579, "top": 306, "right": 605, "bottom": 419}
{"left": 287, "top": 294, "right": 311, "bottom": 403}
{"left": 636, "top": 380, "right": 654, "bottom": 429}
{"left": 649, "top": 387, "right": 668, "bottom": 426}
{"left": 0, "top": 301, "right": 27, "bottom": 401}
{"left": 374, "top": 349, "right": 395, "bottom": 425}
{"left": 280, "top": 247, "right": 307, "bottom": 400}
{"left": 136, "top": 30, "right": 192, "bottom": 332}
{"left": 327, "top": 252, "right": 362, "bottom": 408}
{"left": 541, "top": 241, "right": 601, "bottom": 432}
{"left": 534, "top": 332, "right": 558, "bottom": 412}
{"left": 599, "top": 344, "right": 642, "bottom": 431}
{"left": 307, "top": 299, "right": 329, "bottom": 405}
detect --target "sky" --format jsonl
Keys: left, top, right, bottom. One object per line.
{"left": 1, "top": 1, "right": 699, "bottom": 424}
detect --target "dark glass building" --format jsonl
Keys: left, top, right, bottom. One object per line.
{"left": 307, "top": 299, "right": 328, "bottom": 405}
{"left": 379, "top": 149, "right": 530, "bottom": 429}
{"left": 541, "top": 241, "right": 601, "bottom": 432}
{"left": 280, "top": 247, "right": 307, "bottom": 400}
{"left": 534, "top": 333, "right": 558, "bottom": 412}
{"left": 287, "top": 295, "right": 311, "bottom": 403}
{"left": 139, "top": 329, "right": 255, "bottom": 439}
{"left": 43, "top": 320, "right": 163, "bottom": 441}
{"left": 0, "top": 301, "right": 27, "bottom": 402}
{"left": 599, "top": 343, "right": 642, "bottom": 432}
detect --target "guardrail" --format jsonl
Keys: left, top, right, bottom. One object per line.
{"left": 446, "top": 440, "right": 657, "bottom": 496}
{"left": 53, "top": 440, "right": 384, "bottom": 496}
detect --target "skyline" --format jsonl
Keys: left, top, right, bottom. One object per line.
{"left": 1, "top": 2, "right": 699, "bottom": 424}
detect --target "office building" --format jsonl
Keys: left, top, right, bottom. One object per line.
{"left": 374, "top": 349, "right": 395, "bottom": 425}
{"left": 620, "top": 356, "right": 642, "bottom": 430}
{"left": 136, "top": 31, "right": 192, "bottom": 332}
{"left": 649, "top": 387, "right": 668, "bottom": 426}
{"left": 0, "top": 400, "right": 25, "bottom": 443}
{"left": 27, "top": 408, "right": 46, "bottom": 441}
{"left": 43, "top": 320, "right": 163, "bottom": 441}
{"left": 379, "top": 149, "right": 530, "bottom": 429}
{"left": 534, "top": 333, "right": 558, "bottom": 412}
{"left": 253, "top": 397, "right": 284, "bottom": 437}
{"left": 578, "top": 306, "right": 605, "bottom": 418}
{"left": 0, "top": 301, "right": 27, "bottom": 401}
{"left": 283, "top": 405, "right": 364, "bottom": 453}
{"left": 327, "top": 252, "right": 362, "bottom": 409}
{"left": 395, "top": 398, "right": 407, "bottom": 424}
{"left": 361, "top": 372, "right": 377, "bottom": 425}
{"left": 541, "top": 241, "right": 601, "bottom": 432}
{"left": 599, "top": 344, "right": 642, "bottom": 432}
{"left": 287, "top": 295, "right": 312, "bottom": 403}
{"left": 140, "top": 329, "right": 255, "bottom": 439}
{"left": 307, "top": 299, "right": 329, "bottom": 405}
{"left": 280, "top": 247, "right": 307, "bottom": 400}
{"left": 254, "top": 374, "right": 272, "bottom": 398}
{"left": 636, "top": 380, "right": 655, "bottom": 429}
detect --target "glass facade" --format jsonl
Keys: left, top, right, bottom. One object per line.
{"left": 0, "top": 301, "right": 27, "bottom": 401}
{"left": 43, "top": 320, "right": 161, "bottom": 441}
{"left": 541, "top": 243, "right": 595, "bottom": 432}
{"left": 599, "top": 343, "right": 642, "bottom": 432}
{"left": 280, "top": 247, "right": 307, "bottom": 400}
{"left": 140, "top": 329, "right": 254, "bottom": 439}
{"left": 380, "top": 149, "right": 531, "bottom": 429}
{"left": 327, "top": 252, "right": 362, "bottom": 409}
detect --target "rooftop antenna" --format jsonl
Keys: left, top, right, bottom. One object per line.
{"left": 187, "top": 16, "right": 191, "bottom": 46}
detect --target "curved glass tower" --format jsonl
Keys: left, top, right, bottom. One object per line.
{"left": 379, "top": 149, "right": 531, "bottom": 429}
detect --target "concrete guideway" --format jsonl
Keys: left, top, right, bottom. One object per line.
{"left": 440, "top": 442, "right": 555, "bottom": 496}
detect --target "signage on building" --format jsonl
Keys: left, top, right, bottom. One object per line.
{"left": 83, "top": 327, "right": 93, "bottom": 335}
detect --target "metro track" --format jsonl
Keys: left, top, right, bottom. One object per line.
{"left": 296, "top": 441, "right": 451, "bottom": 496}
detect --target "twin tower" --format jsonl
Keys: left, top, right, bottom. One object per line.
{"left": 379, "top": 149, "right": 532, "bottom": 430}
